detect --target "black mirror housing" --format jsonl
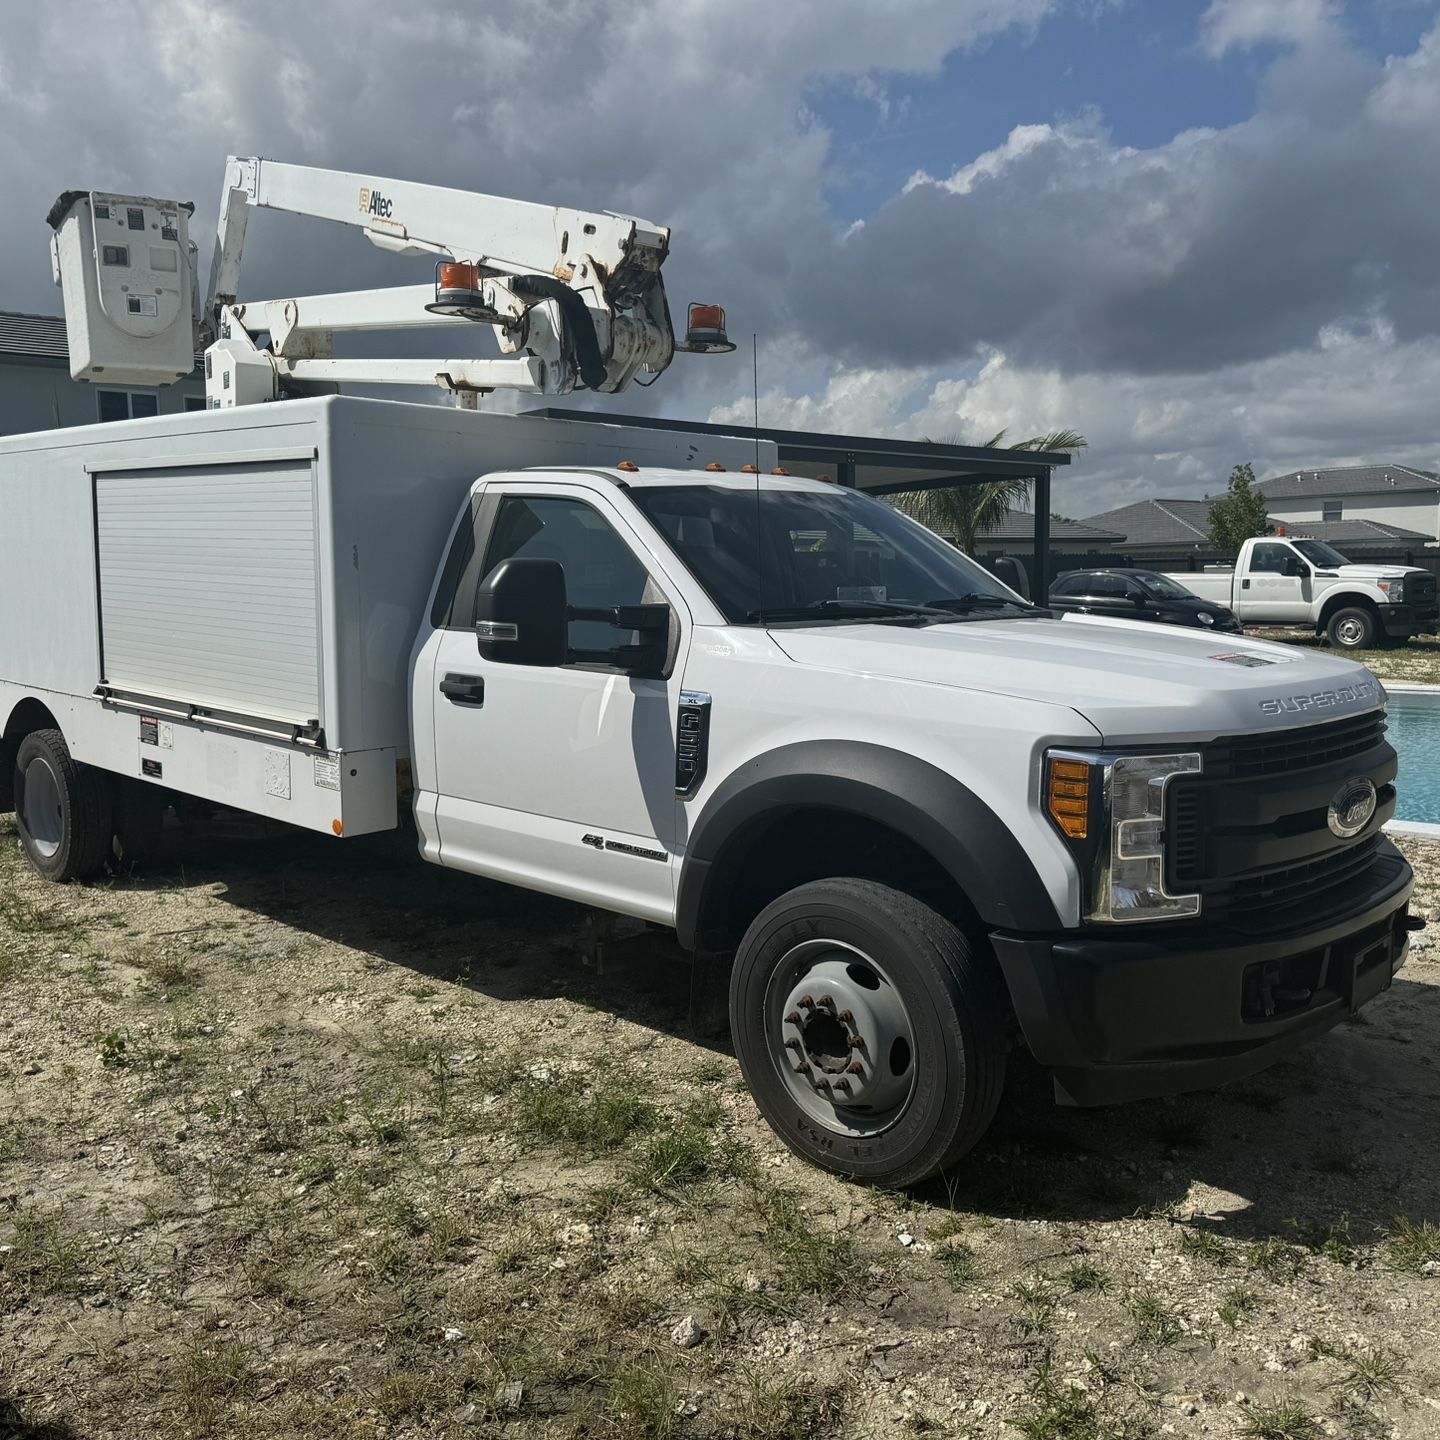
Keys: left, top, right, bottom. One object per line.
{"left": 475, "top": 557, "right": 568, "bottom": 666}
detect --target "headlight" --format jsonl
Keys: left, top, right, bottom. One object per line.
{"left": 1197, "top": 611, "right": 1215, "bottom": 626}
{"left": 1377, "top": 578, "right": 1405, "bottom": 603}
{"left": 1044, "top": 750, "right": 1203, "bottom": 923}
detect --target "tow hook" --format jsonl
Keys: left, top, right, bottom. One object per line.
{"left": 1404, "top": 915, "right": 1426, "bottom": 933}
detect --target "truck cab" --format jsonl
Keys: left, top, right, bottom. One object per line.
{"left": 1167, "top": 535, "right": 1438, "bottom": 650}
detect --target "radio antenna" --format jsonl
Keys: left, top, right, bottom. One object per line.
{"left": 752, "top": 333, "right": 764, "bottom": 624}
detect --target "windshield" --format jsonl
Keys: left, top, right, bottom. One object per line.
{"left": 629, "top": 483, "right": 1025, "bottom": 624}
{"left": 1137, "top": 571, "right": 1202, "bottom": 600}
{"left": 1291, "top": 538, "right": 1350, "bottom": 567}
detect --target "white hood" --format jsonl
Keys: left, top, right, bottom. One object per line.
{"left": 1328, "top": 563, "right": 1423, "bottom": 581}
{"left": 769, "top": 613, "right": 1384, "bottom": 745}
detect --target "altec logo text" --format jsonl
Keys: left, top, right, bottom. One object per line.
{"left": 358, "top": 187, "right": 394, "bottom": 219}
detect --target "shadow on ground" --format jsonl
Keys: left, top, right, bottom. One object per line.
{"left": 118, "top": 817, "right": 1440, "bottom": 1244}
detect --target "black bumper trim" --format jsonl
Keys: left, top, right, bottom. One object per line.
{"left": 992, "top": 840, "right": 1415, "bottom": 1107}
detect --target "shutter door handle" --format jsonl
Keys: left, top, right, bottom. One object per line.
{"left": 440, "top": 674, "right": 485, "bottom": 706}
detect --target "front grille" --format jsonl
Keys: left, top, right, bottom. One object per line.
{"left": 1218, "top": 835, "right": 1382, "bottom": 921}
{"left": 1411, "top": 573, "right": 1436, "bottom": 606}
{"left": 1165, "top": 710, "right": 1395, "bottom": 926}
{"left": 1204, "top": 710, "right": 1386, "bottom": 780}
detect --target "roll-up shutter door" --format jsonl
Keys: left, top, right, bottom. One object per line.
{"left": 94, "top": 460, "right": 322, "bottom": 728}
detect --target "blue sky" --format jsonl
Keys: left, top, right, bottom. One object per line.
{"left": 816, "top": 1, "right": 1436, "bottom": 222}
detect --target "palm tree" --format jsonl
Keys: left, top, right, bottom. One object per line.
{"left": 892, "top": 429, "right": 1087, "bottom": 554}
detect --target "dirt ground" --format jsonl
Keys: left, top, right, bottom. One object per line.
{"left": 1, "top": 814, "right": 1437, "bottom": 1440}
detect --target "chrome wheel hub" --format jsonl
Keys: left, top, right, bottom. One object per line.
{"left": 768, "top": 941, "right": 916, "bottom": 1137}
{"left": 1336, "top": 617, "right": 1365, "bottom": 646}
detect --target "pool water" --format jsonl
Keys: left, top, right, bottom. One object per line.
{"left": 1387, "top": 695, "right": 1440, "bottom": 825}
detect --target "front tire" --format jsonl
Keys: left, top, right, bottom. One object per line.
{"left": 13, "top": 729, "right": 112, "bottom": 882}
{"left": 729, "top": 879, "right": 1007, "bottom": 1187}
{"left": 1326, "top": 606, "right": 1377, "bottom": 650}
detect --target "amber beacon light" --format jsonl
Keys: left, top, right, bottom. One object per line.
{"left": 678, "top": 302, "right": 737, "bottom": 353}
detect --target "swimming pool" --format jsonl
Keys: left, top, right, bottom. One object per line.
{"left": 1386, "top": 688, "right": 1440, "bottom": 831}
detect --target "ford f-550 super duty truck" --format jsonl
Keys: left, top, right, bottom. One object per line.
{"left": 0, "top": 159, "right": 1420, "bottom": 1186}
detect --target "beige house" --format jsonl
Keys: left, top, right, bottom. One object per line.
{"left": 1258, "top": 464, "right": 1440, "bottom": 542}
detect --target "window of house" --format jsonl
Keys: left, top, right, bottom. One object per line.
{"left": 97, "top": 390, "right": 160, "bottom": 423}
{"left": 1322, "top": 500, "right": 1343, "bottom": 522}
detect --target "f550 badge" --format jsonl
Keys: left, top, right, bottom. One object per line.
{"left": 358, "top": 186, "right": 394, "bottom": 219}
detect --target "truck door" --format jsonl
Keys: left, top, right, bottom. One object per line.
{"left": 422, "top": 481, "right": 688, "bottom": 924}
{"left": 1242, "top": 541, "right": 1310, "bottom": 621}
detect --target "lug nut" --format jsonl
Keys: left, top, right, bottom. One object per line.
{"left": 847, "top": 1061, "right": 864, "bottom": 1075}
{"left": 817, "top": 994, "right": 836, "bottom": 1010}
{"left": 784, "top": 1038, "right": 801, "bottom": 1051}
{"left": 815, "top": 1078, "right": 832, "bottom": 1091}
{"left": 796, "top": 1061, "right": 812, "bottom": 1074}
{"left": 784, "top": 1011, "right": 802, "bottom": 1025}
{"left": 833, "top": 1078, "right": 851, "bottom": 1094}
{"left": 849, "top": 1034, "right": 867, "bottom": 1052}
{"left": 837, "top": 1009, "right": 855, "bottom": 1025}
{"left": 798, "top": 995, "right": 815, "bottom": 1010}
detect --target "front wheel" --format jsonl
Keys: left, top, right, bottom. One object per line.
{"left": 1326, "top": 606, "right": 1377, "bottom": 650}
{"left": 729, "top": 879, "right": 1008, "bottom": 1187}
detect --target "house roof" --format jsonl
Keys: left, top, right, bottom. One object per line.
{"left": 978, "top": 511, "right": 1123, "bottom": 543}
{"left": 1076, "top": 497, "right": 1213, "bottom": 546}
{"left": 1257, "top": 464, "right": 1440, "bottom": 500}
{"left": 1271, "top": 518, "right": 1432, "bottom": 545}
{"left": 0, "top": 310, "right": 69, "bottom": 360}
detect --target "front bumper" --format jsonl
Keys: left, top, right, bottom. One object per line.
{"left": 991, "top": 839, "right": 1416, "bottom": 1106}
{"left": 1380, "top": 602, "right": 1439, "bottom": 636}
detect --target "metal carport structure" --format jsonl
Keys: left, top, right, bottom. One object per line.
{"left": 525, "top": 408, "right": 1073, "bottom": 586}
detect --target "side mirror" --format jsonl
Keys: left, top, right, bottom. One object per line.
{"left": 1283, "top": 555, "right": 1307, "bottom": 578}
{"left": 474, "top": 557, "right": 568, "bottom": 666}
{"left": 1129, "top": 590, "right": 1148, "bottom": 607}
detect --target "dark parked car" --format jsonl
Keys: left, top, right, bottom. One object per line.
{"left": 1047, "top": 568, "right": 1241, "bottom": 632}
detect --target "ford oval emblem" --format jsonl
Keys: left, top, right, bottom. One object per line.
{"left": 1327, "top": 778, "right": 1377, "bottom": 838}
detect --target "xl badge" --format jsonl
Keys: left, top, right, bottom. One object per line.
{"left": 1327, "top": 778, "right": 1377, "bottom": 838}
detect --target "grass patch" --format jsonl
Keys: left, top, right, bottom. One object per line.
{"left": 729, "top": 1372, "right": 845, "bottom": 1438}
{"left": 757, "top": 1188, "right": 861, "bottom": 1300}
{"left": 936, "top": 1239, "right": 980, "bottom": 1288}
{"left": 603, "top": 1362, "right": 679, "bottom": 1439}
{"left": 1249, "top": 1236, "right": 1308, "bottom": 1282}
{"left": 1240, "top": 1401, "right": 1322, "bottom": 1440}
{"left": 1314, "top": 1341, "right": 1406, "bottom": 1401}
{"left": 1219, "top": 1285, "right": 1259, "bottom": 1330}
{"left": 1384, "top": 1215, "right": 1440, "bottom": 1272}
{"left": 1180, "top": 1228, "right": 1229, "bottom": 1265}
{"left": 1013, "top": 1278, "right": 1056, "bottom": 1336}
{"left": 1060, "top": 1260, "right": 1109, "bottom": 1293}
{"left": 630, "top": 1107, "right": 718, "bottom": 1191}
{"left": 510, "top": 1071, "right": 657, "bottom": 1153}
{"left": 1127, "top": 1287, "right": 1182, "bottom": 1346}
{"left": 172, "top": 1332, "right": 256, "bottom": 1433}
{"left": 0, "top": 1205, "right": 98, "bottom": 1301}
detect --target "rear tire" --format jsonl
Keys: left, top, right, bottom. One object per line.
{"left": 729, "top": 878, "right": 1007, "bottom": 1187}
{"left": 1326, "top": 606, "right": 1376, "bottom": 650}
{"left": 13, "top": 729, "right": 112, "bottom": 882}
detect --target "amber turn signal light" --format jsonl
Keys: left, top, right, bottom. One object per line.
{"left": 1046, "top": 757, "right": 1090, "bottom": 840}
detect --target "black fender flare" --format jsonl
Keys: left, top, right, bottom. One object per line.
{"left": 675, "top": 740, "right": 1060, "bottom": 950}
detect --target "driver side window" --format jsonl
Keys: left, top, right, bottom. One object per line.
{"left": 1249, "top": 543, "right": 1292, "bottom": 575}
{"left": 482, "top": 495, "right": 652, "bottom": 653}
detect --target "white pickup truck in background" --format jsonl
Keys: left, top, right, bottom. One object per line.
{"left": 1164, "top": 535, "right": 1439, "bottom": 650}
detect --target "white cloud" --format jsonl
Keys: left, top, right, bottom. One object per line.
{"left": 1199, "top": 0, "right": 1342, "bottom": 57}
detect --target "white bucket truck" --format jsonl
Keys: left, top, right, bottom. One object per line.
{"left": 0, "top": 159, "right": 1421, "bottom": 1185}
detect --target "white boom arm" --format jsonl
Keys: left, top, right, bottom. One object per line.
{"left": 204, "top": 156, "right": 718, "bottom": 407}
